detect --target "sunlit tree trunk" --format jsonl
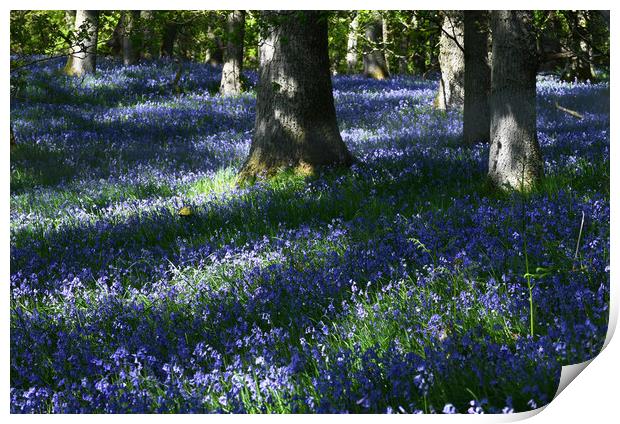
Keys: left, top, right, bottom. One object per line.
{"left": 346, "top": 13, "right": 359, "bottom": 73}
{"left": 363, "top": 11, "right": 390, "bottom": 79}
{"left": 435, "top": 11, "right": 464, "bottom": 110}
{"left": 122, "top": 11, "right": 141, "bottom": 65}
{"left": 488, "top": 10, "right": 543, "bottom": 191}
{"left": 463, "top": 11, "right": 491, "bottom": 144}
{"left": 239, "top": 11, "right": 354, "bottom": 180}
{"left": 220, "top": 10, "right": 245, "bottom": 96}
{"left": 64, "top": 10, "right": 99, "bottom": 76}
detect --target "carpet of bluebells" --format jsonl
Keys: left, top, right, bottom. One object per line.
{"left": 10, "top": 57, "right": 609, "bottom": 413}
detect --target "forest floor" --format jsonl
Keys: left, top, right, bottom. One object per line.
{"left": 10, "top": 58, "right": 609, "bottom": 413}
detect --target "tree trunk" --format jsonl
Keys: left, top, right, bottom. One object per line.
{"left": 106, "top": 14, "right": 123, "bottom": 56}
{"left": 64, "top": 10, "right": 76, "bottom": 53}
{"left": 64, "top": 10, "right": 76, "bottom": 30}
{"left": 161, "top": 21, "right": 178, "bottom": 57}
{"left": 566, "top": 11, "right": 595, "bottom": 81}
{"left": 140, "top": 10, "right": 156, "bottom": 59}
{"left": 220, "top": 10, "right": 245, "bottom": 96}
{"left": 382, "top": 15, "right": 391, "bottom": 74}
{"left": 346, "top": 14, "right": 359, "bottom": 73}
{"left": 398, "top": 31, "right": 409, "bottom": 74}
{"left": 488, "top": 11, "right": 543, "bottom": 191}
{"left": 435, "top": 11, "right": 464, "bottom": 110}
{"left": 122, "top": 11, "right": 141, "bottom": 65}
{"left": 64, "top": 10, "right": 99, "bottom": 77}
{"left": 204, "top": 21, "right": 225, "bottom": 66}
{"left": 463, "top": 11, "right": 491, "bottom": 144}
{"left": 410, "top": 13, "right": 426, "bottom": 75}
{"left": 239, "top": 11, "right": 354, "bottom": 180}
{"left": 363, "top": 12, "right": 389, "bottom": 79}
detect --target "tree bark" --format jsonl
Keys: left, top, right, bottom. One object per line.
{"left": 463, "top": 11, "right": 491, "bottom": 144}
{"left": 382, "top": 15, "right": 391, "bottom": 74}
{"left": 564, "top": 11, "right": 595, "bottom": 81}
{"left": 346, "top": 13, "right": 359, "bottom": 73}
{"left": 239, "top": 11, "right": 354, "bottom": 180}
{"left": 64, "top": 10, "right": 76, "bottom": 53}
{"left": 140, "top": 10, "right": 156, "bottom": 59}
{"left": 220, "top": 10, "right": 246, "bottom": 96}
{"left": 398, "top": 30, "right": 409, "bottom": 75}
{"left": 64, "top": 10, "right": 99, "bottom": 77}
{"left": 435, "top": 11, "right": 464, "bottom": 110}
{"left": 64, "top": 10, "right": 76, "bottom": 30}
{"left": 205, "top": 23, "right": 224, "bottom": 66}
{"left": 161, "top": 21, "right": 178, "bottom": 57}
{"left": 106, "top": 14, "right": 123, "bottom": 56}
{"left": 122, "top": 11, "right": 141, "bottom": 65}
{"left": 410, "top": 13, "right": 426, "bottom": 75}
{"left": 363, "top": 12, "right": 389, "bottom": 79}
{"left": 488, "top": 11, "right": 543, "bottom": 191}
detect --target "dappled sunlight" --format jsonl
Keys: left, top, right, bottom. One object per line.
{"left": 11, "top": 58, "right": 609, "bottom": 413}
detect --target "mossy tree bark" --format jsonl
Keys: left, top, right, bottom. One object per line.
{"left": 220, "top": 10, "right": 246, "bottom": 96}
{"left": 488, "top": 11, "right": 543, "bottom": 191}
{"left": 239, "top": 11, "right": 354, "bottom": 180}
{"left": 362, "top": 12, "right": 389, "bottom": 80}
{"left": 463, "top": 11, "right": 491, "bottom": 144}
{"left": 435, "top": 11, "right": 464, "bottom": 110}
{"left": 64, "top": 10, "right": 99, "bottom": 77}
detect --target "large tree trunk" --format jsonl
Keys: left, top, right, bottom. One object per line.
{"left": 363, "top": 12, "right": 389, "bottom": 79}
{"left": 463, "top": 11, "right": 491, "bottom": 144}
{"left": 346, "top": 14, "right": 359, "bottom": 73}
{"left": 239, "top": 11, "right": 354, "bottom": 180}
{"left": 64, "top": 10, "right": 99, "bottom": 76}
{"left": 122, "top": 11, "right": 141, "bottom": 65}
{"left": 435, "top": 11, "right": 464, "bottom": 110}
{"left": 488, "top": 11, "right": 543, "bottom": 191}
{"left": 161, "top": 21, "right": 178, "bottom": 57}
{"left": 220, "top": 10, "right": 245, "bottom": 96}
